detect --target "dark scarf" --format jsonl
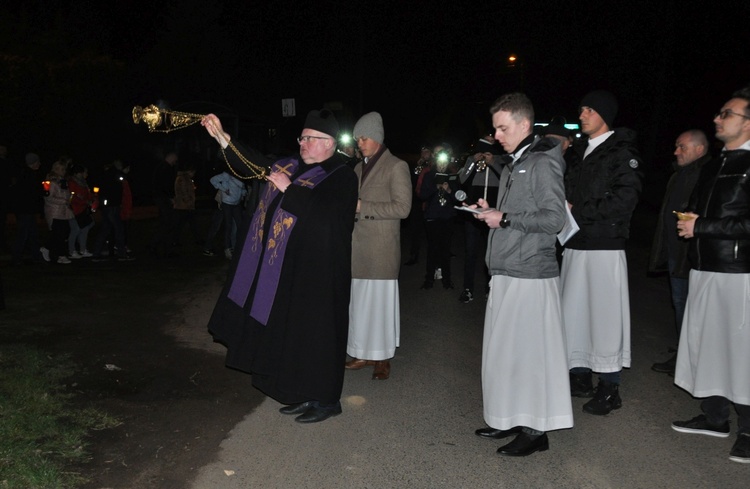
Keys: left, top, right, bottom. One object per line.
{"left": 508, "top": 133, "right": 537, "bottom": 159}
{"left": 360, "top": 145, "right": 386, "bottom": 185}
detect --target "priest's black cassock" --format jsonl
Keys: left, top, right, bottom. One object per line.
{"left": 208, "top": 140, "right": 358, "bottom": 405}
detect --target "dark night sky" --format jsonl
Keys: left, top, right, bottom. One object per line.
{"left": 1, "top": 0, "right": 749, "bottom": 170}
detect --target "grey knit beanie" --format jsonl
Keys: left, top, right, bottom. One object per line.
{"left": 353, "top": 112, "right": 384, "bottom": 144}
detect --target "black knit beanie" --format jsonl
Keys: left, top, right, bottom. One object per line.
{"left": 580, "top": 90, "right": 618, "bottom": 129}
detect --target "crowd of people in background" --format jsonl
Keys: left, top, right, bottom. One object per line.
{"left": 0, "top": 147, "right": 263, "bottom": 266}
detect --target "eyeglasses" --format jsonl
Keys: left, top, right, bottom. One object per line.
{"left": 297, "top": 135, "right": 331, "bottom": 144}
{"left": 715, "top": 109, "right": 750, "bottom": 120}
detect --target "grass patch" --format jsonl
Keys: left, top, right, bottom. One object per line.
{"left": 0, "top": 345, "right": 121, "bottom": 489}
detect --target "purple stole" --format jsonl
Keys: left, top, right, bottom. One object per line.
{"left": 227, "top": 157, "right": 334, "bottom": 325}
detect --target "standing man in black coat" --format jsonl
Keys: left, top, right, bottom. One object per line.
{"left": 404, "top": 145, "right": 432, "bottom": 266}
{"left": 648, "top": 130, "right": 710, "bottom": 374}
{"left": 456, "top": 134, "right": 502, "bottom": 303}
{"left": 92, "top": 161, "right": 130, "bottom": 261}
{"left": 10, "top": 153, "right": 46, "bottom": 265}
{"left": 561, "top": 90, "right": 643, "bottom": 416}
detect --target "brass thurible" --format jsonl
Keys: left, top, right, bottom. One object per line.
{"left": 132, "top": 104, "right": 204, "bottom": 133}
{"left": 132, "top": 104, "right": 268, "bottom": 180}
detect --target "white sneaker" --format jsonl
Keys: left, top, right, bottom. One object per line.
{"left": 57, "top": 256, "right": 71, "bottom": 264}
{"left": 69, "top": 251, "right": 83, "bottom": 259}
{"left": 224, "top": 248, "right": 233, "bottom": 259}
{"left": 40, "top": 247, "right": 50, "bottom": 262}
{"left": 80, "top": 250, "right": 93, "bottom": 258}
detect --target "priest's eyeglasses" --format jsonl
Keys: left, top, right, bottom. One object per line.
{"left": 297, "top": 135, "right": 331, "bottom": 144}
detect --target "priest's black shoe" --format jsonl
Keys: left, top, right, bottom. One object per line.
{"left": 475, "top": 426, "right": 523, "bottom": 439}
{"left": 496, "top": 432, "right": 549, "bottom": 457}
{"left": 279, "top": 401, "right": 315, "bottom": 415}
{"left": 294, "top": 402, "right": 342, "bottom": 423}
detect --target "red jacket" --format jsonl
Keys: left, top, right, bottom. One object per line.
{"left": 68, "top": 176, "right": 96, "bottom": 216}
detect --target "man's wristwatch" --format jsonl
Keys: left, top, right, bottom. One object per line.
{"left": 499, "top": 215, "right": 511, "bottom": 228}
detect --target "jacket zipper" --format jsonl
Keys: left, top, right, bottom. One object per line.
{"left": 488, "top": 162, "right": 516, "bottom": 271}
{"left": 698, "top": 154, "right": 728, "bottom": 269}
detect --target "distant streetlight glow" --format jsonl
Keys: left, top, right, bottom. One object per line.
{"left": 508, "top": 55, "right": 517, "bottom": 64}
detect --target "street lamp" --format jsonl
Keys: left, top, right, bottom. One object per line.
{"left": 505, "top": 54, "right": 523, "bottom": 90}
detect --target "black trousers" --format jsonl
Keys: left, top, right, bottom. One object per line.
{"left": 424, "top": 218, "right": 453, "bottom": 282}
{"left": 462, "top": 218, "right": 489, "bottom": 292}
{"left": 48, "top": 218, "right": 70, "bottom": 260}
{"left": 702, "top": 396, "right": 750, "bottom": 434}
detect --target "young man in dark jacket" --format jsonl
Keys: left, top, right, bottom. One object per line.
{"left": 561, "top": 90, "right": 643, "bottom": 415}
{"left": 672, "top": 85, "right": 750, "bottom": 464}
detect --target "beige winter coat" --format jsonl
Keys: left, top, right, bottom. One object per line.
{"left": 352, "top": 149, "right": 412, "bottom": 279}
{"left": 44, "top": 177, "right": 74, "bottom": 227}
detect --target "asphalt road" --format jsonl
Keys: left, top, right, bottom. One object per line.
{"left": 184, "top": 212, "right": 747, "bottom": 489}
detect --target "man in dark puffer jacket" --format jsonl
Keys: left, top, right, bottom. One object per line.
{"left": 560, "top": 90, "right": 643, "bottom": 416}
